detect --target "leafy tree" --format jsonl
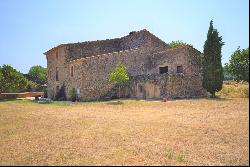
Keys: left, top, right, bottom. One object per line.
{"left": 226, "top": 47, "right": 249, "bottom": 82}
{"left": 0, "top": 64, "right": 29, "bottom": 93}
{"left": 26, "top": 80, "right": 38, "bottom": 92}
{"left": 28, "top": 65, "right": 47, "bottom": 84}
{"left": 202, "top": 20, "right": 224, "bottom": 98}
{"left": 169, "top": 40, "right": 193, "bottom": 48}
{"left": 109, "top": 63, "right": 129, "bottom": 98}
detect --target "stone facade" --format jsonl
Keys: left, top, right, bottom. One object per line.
{"left": 44, "top": 29, "right": 206, "bottom": 101}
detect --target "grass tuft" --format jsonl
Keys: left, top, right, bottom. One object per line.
{"left": 165, "top": 147, "right": 174, "bottom": 160}
{"left": 176, "top": 151, "right": 185, "bottom": 162}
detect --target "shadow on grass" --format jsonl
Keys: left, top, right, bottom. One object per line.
{"left": 0, "top": 99, "right": 16, "bottom": 102}
{"left": 106, "top": 100, "right": 124, "bottom": 105}
{"left": 0, "top": 98, "right": 71, "bottom": 106}
{"left": 205, "top": 97, "right": 234, "bottom": 101}
{"left": 0, "top": 98, "right": 31, "bottom": 103}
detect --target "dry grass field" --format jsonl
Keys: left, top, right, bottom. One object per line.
{"left": 0, "top": 97, "right": 249, "bottom": 166}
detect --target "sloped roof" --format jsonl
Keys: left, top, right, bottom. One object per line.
{"left": 43, "top": 29, "right": 169, "bottom": 56}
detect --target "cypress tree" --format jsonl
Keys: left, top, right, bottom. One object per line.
{"left": 203, "top": 20, "right": 224, "bottom": 98}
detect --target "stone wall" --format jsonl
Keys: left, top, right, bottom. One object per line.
{"left": 129, "top": 74, "right": 206, "bottom": 100}
{"left": 46, "top": 45, "right": 68, "bottom": 99}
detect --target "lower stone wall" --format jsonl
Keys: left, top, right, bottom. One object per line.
{"left": 97, "top": 74, "right": 207, "bottom": 101}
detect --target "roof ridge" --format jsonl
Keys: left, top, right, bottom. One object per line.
{"left": 69, "top": 47, "right": 141, "bottom": 63}
{"left": 44, "top": 29, "right": 151, "bottom": 55}
{"left": 152, "top": 45, "right": 201, "bottom": 55}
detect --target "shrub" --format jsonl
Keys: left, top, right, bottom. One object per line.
{"left": 169, "top": 40, "right": 193, "bottom": 48}
{"left": 55, "top": 84, "right": 66, "bottom": 101}
{"left": 69, "top": 88, "right": 77, "bottom": 102}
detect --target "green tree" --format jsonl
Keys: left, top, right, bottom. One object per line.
{"left": 202, "top": 20, "right": 224, "bottom": 98}
{"left": 169, "top": 40, "right": 193, "bottom": 48}
{"left": 109, "top": 63, "right": 129, "bottom": 98}
{"left": 0, "top": 64, "right": 29, "bottom": 93}
{"left": 28, "top": 65, "right": 47, "bottom": 84}
{"left": 223, "top": 63, "right": 234, "bottom": 81}
{"left": 226, "top": 47, "right": 249, "bottom": 82}
{"left": 26, "top": 80, "right": 38, "bottom": 92}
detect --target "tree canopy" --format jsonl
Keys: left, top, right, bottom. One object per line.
{"left": 225, "top": 47, "right": 249, "bottom": 82}
{"left": 109, "top": 63, "right": 129, "bottom": 86}
{"left": 109, "top": 63, "right": 129, "bottom": 99}
{"left": 202, "top": 20, "right": 224, "bottom": 98}
{"left": 28, "top": 65, "right": 47, "bottom": 84}
{"left": 0, "top": 64, "right": 29, "bottom": 93}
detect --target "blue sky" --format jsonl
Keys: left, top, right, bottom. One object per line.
{"left": 0, "top": 0, "right": 249, "bottom": 73}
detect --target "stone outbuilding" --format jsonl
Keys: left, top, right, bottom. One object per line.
{"left": 44, "top": 29, "right": 206, "bottom": 101}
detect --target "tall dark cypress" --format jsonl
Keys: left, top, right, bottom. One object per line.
{"left": 203, "top": 20, "right": 224, "bottom": 98}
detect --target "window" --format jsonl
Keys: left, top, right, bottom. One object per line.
{"left": 56, "top": 50, "right": 58, "bottom": 59}
{"left": 177, "top": 65, "right": 183, "bottom": 74}
{"left": 56, "top": 67, "right": 59, "bottom": 81}
{"left": 159, "top": 66, "right": 168, "bottom": 74}
{"left": 70, "top": 66, "right": 74, "bottom": 77}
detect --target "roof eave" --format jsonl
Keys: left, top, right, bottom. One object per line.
{"left": 43, "top": 44, "right": 65, "bottom": 55}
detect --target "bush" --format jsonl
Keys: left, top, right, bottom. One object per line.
{"left": 169, "top": 40, "right": 193, "bottom": 48}
{"left": 55, "top": 85, "right": 66, "bottom": 101}
{"left": 69, "top": 88, "right": 77, "bottom": 102}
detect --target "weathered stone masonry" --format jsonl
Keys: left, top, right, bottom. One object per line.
{"left": 44, "top": 29, "right": 206, "bottom": 101}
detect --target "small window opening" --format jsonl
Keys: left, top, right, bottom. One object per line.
{"left": 70, "top": 66, "right": 74, "bottom": 77}
{"left": 56, "top": 51, "right": 58, "bottom": 59}
{"left": 56, "top": 67, "right": 59, "bottom": 81}
{"left": 177, "top": 65, "right": 183, "bottom": 74}
{"left": 159, "top": 66, "right": 168, "bottom": 74}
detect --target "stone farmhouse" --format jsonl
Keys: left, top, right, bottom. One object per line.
{"left": 44, "top": 29, "right": 206, "bottom": 101}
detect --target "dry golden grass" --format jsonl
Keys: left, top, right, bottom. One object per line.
{"left": 217, "top": 81, "right": 249, "bottom": 98}
{"left": 0, "top": 98, "right": 249, "bottom": 166}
